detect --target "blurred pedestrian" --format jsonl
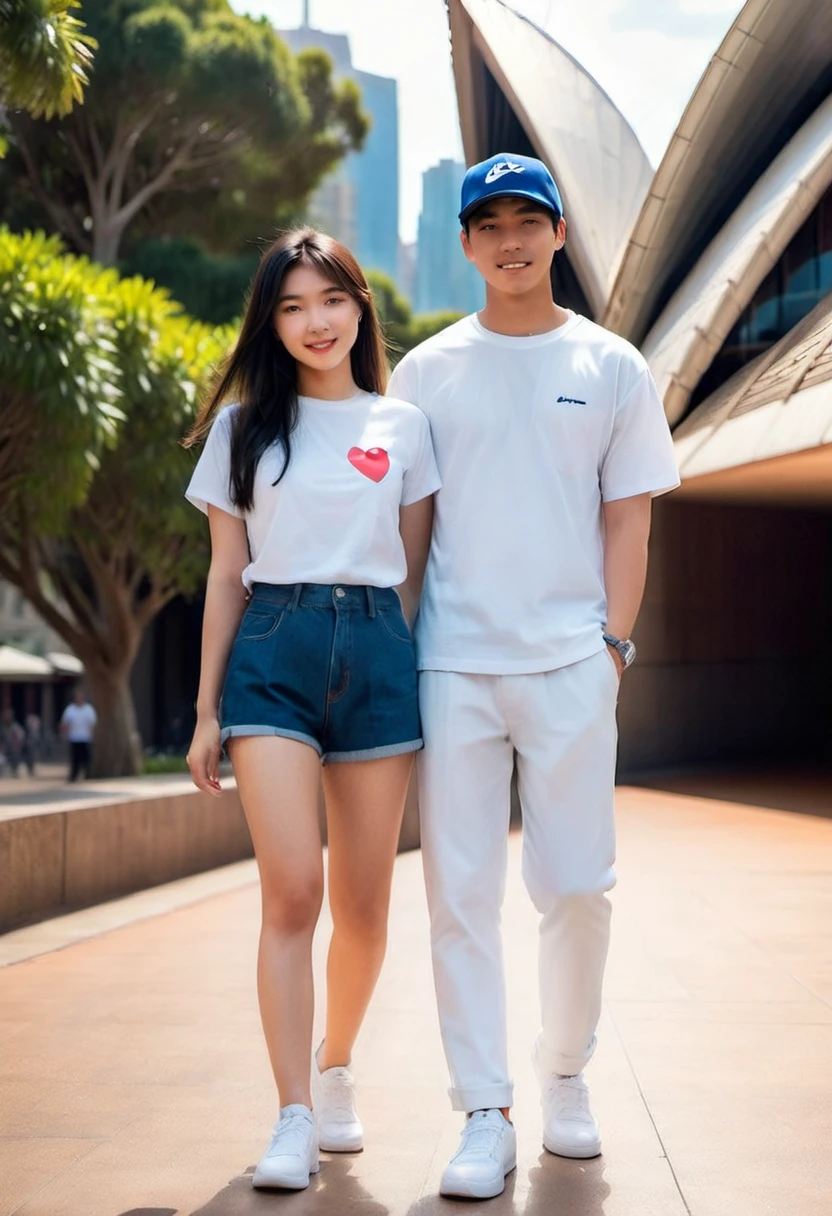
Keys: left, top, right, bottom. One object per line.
{"left": 24, "top": 711, "right": 40, "bottom": 775}
{"left": 0, "top": 709, "right": 25, "bottom": 777}
{"left": 184, "top": 229, "right": 438, "bottom": 1191}
{"left": 60, "top": 688, "right": 97, "bottom": 781}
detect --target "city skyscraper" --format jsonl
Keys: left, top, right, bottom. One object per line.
{"left": 281, "top": 11, "right": 400, "bottom": 285}
{"left": 415, "top": 159, "right": 482, "bottom": 315}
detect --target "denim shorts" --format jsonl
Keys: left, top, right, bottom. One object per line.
{"left": 220, "top": 582, "right": 422, "bottom": 763}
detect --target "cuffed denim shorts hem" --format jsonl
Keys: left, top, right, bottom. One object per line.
{"left": 324, "top": 737, "right": 423, "bottom": 764}
{"left": 220, "top": 724, "right": 322, "bottom": 755}
{"left": 220, "top": 582, "right": 421, "bottom": 762}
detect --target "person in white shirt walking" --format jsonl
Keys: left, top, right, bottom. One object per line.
{"left": 60, "top": 688, "right": 97, "bottom": 782}
{"left": 388, "top": 153, "right": 680, "bottom": 1200}
{"left": 184, "top": 229, "right": 439, "bottom": 1191}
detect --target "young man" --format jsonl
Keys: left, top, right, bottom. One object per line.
{"left": 388, "top": 153, "right": 679, "bottom": 1200}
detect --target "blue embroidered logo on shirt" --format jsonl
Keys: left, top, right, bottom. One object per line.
{"left": 557, "top": 395, "right": 587, "bottom": 406}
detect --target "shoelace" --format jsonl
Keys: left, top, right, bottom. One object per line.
{"left": 266, "top": 1112, "right": 313, "bottom": 1156}
{"left": 546, "top": 1078, "right": 591, "bottom": 1120}
{"left": 454, "top": 1115, "right": 504, "bottom": 1161}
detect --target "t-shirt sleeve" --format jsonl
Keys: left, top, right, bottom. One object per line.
{"left": 387, "top": 355, "right": 418, "bottom": 407}
{"left": 401, "top": 408, "right": 442, "bottom": 506}
{"left": 600, "top": 360, "right": 680, "bottom": 501}
{"left": 184, "top": 408, "right": 244, "bottom": 518}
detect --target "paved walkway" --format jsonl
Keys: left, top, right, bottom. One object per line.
{"left": 1, "top": 784, "right": 831, "bottom": 1216}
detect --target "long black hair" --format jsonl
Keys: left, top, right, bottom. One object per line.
{"left": 186, "top": 228, "right": 389, "bottom": 512}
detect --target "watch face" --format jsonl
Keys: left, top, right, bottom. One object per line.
{"left": 621, "top": 640, "right": 636, "bottom": 667}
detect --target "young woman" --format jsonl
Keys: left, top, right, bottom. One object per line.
{"left": 184, "top": 229, "right": 440, "bottom": 1191}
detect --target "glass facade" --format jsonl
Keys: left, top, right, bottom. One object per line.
{"left": 693, "top": 184, "right": 832, "bottom": 405}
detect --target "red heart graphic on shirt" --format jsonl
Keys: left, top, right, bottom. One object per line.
{"left": 348, "top": 446, "right": 390, "bottom": 482}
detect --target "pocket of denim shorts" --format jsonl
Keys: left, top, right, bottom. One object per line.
{"left": 377, "top": 604, "right": 412, "bottom": 644}
{"left": 236, "top": 608, "right": 285, "bottom": 642}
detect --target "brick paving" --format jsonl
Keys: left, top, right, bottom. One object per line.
{"left": 1, "top": 783, "right": 831, "bottom": 1216}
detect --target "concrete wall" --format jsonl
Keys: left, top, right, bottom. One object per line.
{"left": 0, "top": 787, "right": 253, "bottom": 933}
{"left": 618, "top": 497, "right": 832, "bottom": 773}
{"left": 1, "top": 775, "right": 422, "bottom": 934}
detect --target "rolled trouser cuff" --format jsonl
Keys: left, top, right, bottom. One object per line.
{"left": 534, "top": 1031, "right": 597, "bottom": 1080}
{"left": 449, "top": 1081, "right": 514, "bottom": 1113}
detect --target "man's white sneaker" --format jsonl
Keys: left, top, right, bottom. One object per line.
{"left": 440, "top": 1109, "right": 517, "bottom": 1200}
{"left": 540, "top": 1073, "right": 602, "bottom": 1159}
{"left": 311, "top": 1048, "right": 364, "bottom": 1152}
{"left": 252, "top": 1104, "right": 319, "bottom": 1189}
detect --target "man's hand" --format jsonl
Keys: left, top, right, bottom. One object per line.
{"left": 187, "top": 717, "right": 223, "bottom": 797}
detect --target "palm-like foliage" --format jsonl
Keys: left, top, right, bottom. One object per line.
{"left": 0, "top": 225, "right": 233, "bottom": 775}
{"left": 0, "top": 0, "right": 95, "bottom": 119}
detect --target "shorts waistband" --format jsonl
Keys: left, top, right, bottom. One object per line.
{"left": 249, "top": 582, "right": 400, "bottom": 615}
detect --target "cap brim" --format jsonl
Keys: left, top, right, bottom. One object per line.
{"left": 459, "top": 188, "right": 561, "bottom": 224}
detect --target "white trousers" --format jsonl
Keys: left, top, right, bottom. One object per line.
{"left": 418, "top": 649, "right": 618, "bottom": 1112}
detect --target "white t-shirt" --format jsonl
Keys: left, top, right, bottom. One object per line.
{"left": 61, "top": 702, "right": 97, "bottom": 743}
{"left": 185, "top": 391, "right": 441, "bottom": 590}
{"left": 387, "top": 311, "right": 680, "bottom": 674}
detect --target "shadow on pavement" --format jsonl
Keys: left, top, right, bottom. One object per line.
{"left": 405, "top": 1153, "right": 609, "bottom": 1215}
{"left": 118, "top": 1209, "right": 177, "bottom": 1216}
{"left": 184, "top": 1155, "right": 391, "bottom": 1214}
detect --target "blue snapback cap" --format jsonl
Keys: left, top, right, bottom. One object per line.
{"left": 459, "top": 153, "right": 563, "bottom": 224}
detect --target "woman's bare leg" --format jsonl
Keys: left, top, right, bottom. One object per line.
{"left": 318, "top": 753, "right": 413, "bottom": 1069}
{"left": 230, "top": 735, "right": 323, "bottom": 1106}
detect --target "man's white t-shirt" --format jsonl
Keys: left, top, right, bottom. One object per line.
{"left": 61, "top": 702, "right": 97, "bottom": 743}
{"left": 387, "top": 311, "right": 680, "bottom": 674}
{"left": 186, "top": 391, "right": 441, "bottom": 590}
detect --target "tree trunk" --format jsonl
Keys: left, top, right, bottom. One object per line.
{"left": 91, "top": 217, "right": 123, "bottom": 266}
{"left": 83, "top": 662, "right": 143, "bottom": 777}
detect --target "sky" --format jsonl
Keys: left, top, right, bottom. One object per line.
{"left": 234, "top": 0, "right": 744, "bottom": 243}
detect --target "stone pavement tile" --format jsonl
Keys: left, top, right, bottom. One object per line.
{"left": 609, "top": 1017, "right": 832, "bottom": 1096}
{"left": 608, "top": 999, "right": 832, "bottom": 1024}
{"left": 0, "top": 860, "right": 258, "bottom": 970}
{"left": 0, "top": 1137, "right": 101, "bottom": 1215}
{"left": 2, "top": 786, "right": 831, "bottom": 1214}
{"left": 635, "top": 1094, "right": 832, "bottom": 1216}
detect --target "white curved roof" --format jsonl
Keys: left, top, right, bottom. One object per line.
{"left": 605, "top": 0, "right": 832, "bottom": 343}
{"left": 641, "top": 92, "right": 832, "bottom": 425}
{"left": 448, "top": 0, "right": 653, "bottom": 318}
{"left": 672, "top": 290, "right": 832, "bottom": 506}
{"left": 0, "top": 645, "right": 53, "bottom": 681}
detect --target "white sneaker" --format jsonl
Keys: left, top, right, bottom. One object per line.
{"left": 311, "top": 1047, "right": 364, "bottom": 1152}
{"left": 440, "top": 1109, "right": 517, "bottom": 1200}
{"left": 540, "top": 1073, "right": 602, "bottom": 1159}
{"left": 252, "top": 1104, "right": 320, "bottom": 1189}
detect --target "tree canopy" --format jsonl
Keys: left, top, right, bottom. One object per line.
{"left": 1, "top": 0, "right": 369, "bottom": 264}
{"left": 0, "top": 226, "right": 231, "bottom": 774}
{"left": 0, "top": 0, "right": 95, "bottom": 120}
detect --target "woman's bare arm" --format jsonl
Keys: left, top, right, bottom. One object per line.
{"left": 187, "top": 506, "right": 250, "bottom": 794}
{"left": 398, "top": 496, "right": 434, "bottom": 626}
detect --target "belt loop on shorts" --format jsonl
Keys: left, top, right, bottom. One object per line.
{"left": 366, "top": 586, "right": 376, "bottom": 618}
{"left": 289, "top": 583, "right": 303, "bottom": 612}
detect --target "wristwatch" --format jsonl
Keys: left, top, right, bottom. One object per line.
{"left": 603, "top": 632, "right": 636, "bottom": 669}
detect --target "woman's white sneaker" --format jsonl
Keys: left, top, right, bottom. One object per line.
{"left": 540, "top": 1073, "right": 602, "bottom": 1159}
{"left": 252, "top": 1104, "right": 319, "bottom": 1189}
{"left": 440, "top": 1109, "right": 517, "bottom": 1199}
{"left": 311, "top": 1048, "right": 364, "bottom": 1152}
